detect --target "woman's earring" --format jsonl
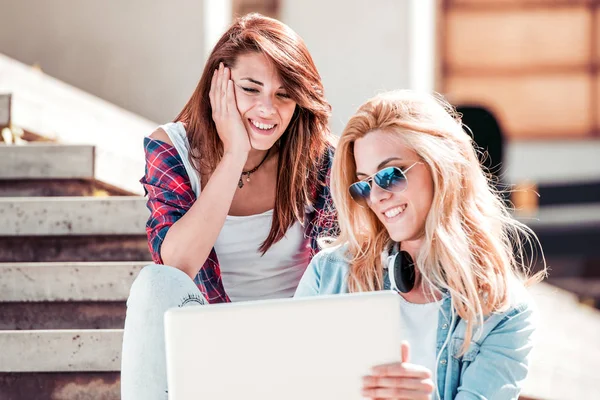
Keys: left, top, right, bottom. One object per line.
{"left": 389, "top": 251, "right": 415, "bottom": 293}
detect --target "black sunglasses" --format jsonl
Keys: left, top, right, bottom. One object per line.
{"left": 349, "top": 162, "right": 420, "bottom": 206}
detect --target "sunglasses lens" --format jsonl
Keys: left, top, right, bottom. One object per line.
{"left": 349, "top": 167, "right": 409, "bottom": 206}
{"left": 374, "top": 167, "right": 407, "bottom": 192}
{"left": 349, "top": 182, "right": 371, "bottom": 205}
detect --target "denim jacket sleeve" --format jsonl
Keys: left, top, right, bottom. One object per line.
{"left": 453, "top": 299, "right": 537, "bottom": 400}
{"left": 294, "top": 244, "right": 350, "bottom": 297}
{"left": 294, "top": 257, "right": 322, "bottom": 297}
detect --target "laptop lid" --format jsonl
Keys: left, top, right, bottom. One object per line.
{"left": 164, "top": 291, "right": 403, "bottom": 400}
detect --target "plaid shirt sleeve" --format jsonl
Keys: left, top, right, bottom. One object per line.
{"left": 307, "top": 145, "right": 340, "bottom": 257}
{"left": 140, "top": 137, "right": 196, "bottom": 264}
{"left": 140, "top": 137, "right": 230, "bottom": 304}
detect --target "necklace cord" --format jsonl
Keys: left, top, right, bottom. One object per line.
{"left": 238, "top": 148, "right": 271, "bottom": 188}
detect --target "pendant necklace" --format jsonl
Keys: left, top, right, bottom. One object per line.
{"left": 238, "top": 148, "right": 270, "bottom": 189}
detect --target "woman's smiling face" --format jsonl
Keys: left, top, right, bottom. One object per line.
{"left": 230, "top": 52, "right": 297, "bottom": 150}
{"left": 353, "top": 129, "right": 434, "bottom": 246}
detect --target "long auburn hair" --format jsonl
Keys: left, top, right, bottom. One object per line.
{"left": 176, "top": 13, "right": 333, "bottom": 252}
{"left": 331, "top": 90, "right": 546, "bottom": 352}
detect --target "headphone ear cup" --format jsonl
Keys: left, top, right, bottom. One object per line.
{"left": 392, "top": 251, "right": 415, "bottom": 293}
{"left": 388, "top": 253, "right": 400, "bottom": 292}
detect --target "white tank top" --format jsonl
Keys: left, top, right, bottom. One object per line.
{"left": 398, "top": 295, "right": 442, "bottom": 386}
{"left": 158, "top": 122, "right": 311, "bottom": 302}
{"left": 214, "top": 211, "right": 311, "bottom": 301}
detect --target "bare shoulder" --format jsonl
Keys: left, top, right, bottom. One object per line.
{"left": 149, "top": 128, "right": 173, "bottom": 146}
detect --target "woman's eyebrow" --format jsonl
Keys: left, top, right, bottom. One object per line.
{"left": 377, "top": 157, "right": 403, "bottom": 169}
{"left": 356, "top": 157, "right": 403, "bottom": 176}
{"left": 240, "top": 77, "right": 285, "bottom": 90}
{"left": 241, "top": 77, "right": 263, "bottom": 86}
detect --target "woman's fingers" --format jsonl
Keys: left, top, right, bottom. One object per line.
{"left": 363, "top": 376, "right": 434, "bottom": 392}
{"left": 209, "top": 68, "right": 218, "bottom": 114}
{"left": 207, "top": 62, "right": 250, "bottom": 154}
{"left": 226, "top": 79, "right": 236, "bottom": 114}
{"left": 371, "top": 362, "right": 431, "bottom": 379}
{"left": 362, "top": 377, "right": 434, "bottom": 400}
{"left": 362, "top": 363, "right": 434, "bottom": 400}
{"left": 210, "top": 63, "right": 236, "bottom": 118}
{"left": 216, "top": 63, "right": 225, "bottom": 115}
{"left": 362, "top": 343, "right": 434, "bottom": 399}
{"left": 221, "top": 64, "right": 229, "bottom": 111}
{"left": 211, "top": 63, "right": 225, "bottom": 116}
{"left": 401, "top": 341, "right": 410, "bottom": 364}
{"left": 361, "top": 386, "right": 431, "bottom": 400}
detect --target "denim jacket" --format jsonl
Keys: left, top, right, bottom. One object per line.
{"left": 294, "top": 245, "right": 537, "bottom": 400}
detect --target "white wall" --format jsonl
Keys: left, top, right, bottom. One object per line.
{"left": 280, "top": 0, "right": 436, "bottom": 135}
{"left": 281, "top": 2, "right": 600, "bottom": 186}
{"left": 1, "top": 0, "right": 435, "bottom": 133}
{"left": 506, "top": 140, "right": 600, "bottom": 185}
{"left": 0, "top": 0, "right": 230, "bottom": 124}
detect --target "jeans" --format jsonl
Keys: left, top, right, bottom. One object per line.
{"left": 121, "top": 264, "right": 207, "bottom": 400}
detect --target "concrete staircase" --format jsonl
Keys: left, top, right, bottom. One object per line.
{"left": 0, "top": 141, "right": 150, "bottom": 399}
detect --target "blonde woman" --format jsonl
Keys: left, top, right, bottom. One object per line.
{"left": 295, "top": 90, "right": 545, "bottom": 399}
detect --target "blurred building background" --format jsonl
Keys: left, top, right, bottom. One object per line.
{"left": 0, "top": 0, "right": 599, "bottom": 399}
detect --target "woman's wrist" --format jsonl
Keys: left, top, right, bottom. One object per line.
{"left": 222, "top": 139, "right": 250, "bottom": 159}
{"left": 221, "top": 149, "right": 248, "bottom": 170}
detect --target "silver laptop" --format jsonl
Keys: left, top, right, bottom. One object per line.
{"left": 164, "top": 291, "right": 403, "bottom": 400}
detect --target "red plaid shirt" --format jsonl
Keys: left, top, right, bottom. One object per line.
{"left": 141, "top": 137, "right": 338, "bottom": 303}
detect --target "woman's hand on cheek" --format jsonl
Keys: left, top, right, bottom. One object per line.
{"left": 209, "top": 62, "right": 251, "bottom": 158}
{"left": 362, "top": 342, "right": 434, "bottom": 400}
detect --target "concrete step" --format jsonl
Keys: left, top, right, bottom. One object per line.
{"left": 0, "top": 301, "right": 126, "bottom": 330}
{"left": 0, "top": 372, "right": 120, "bottom": 400}
{"left": 0, "top": 261, "right": 144, "bottom": 302}
{"left": 0, "top": 235, "right": 151, "bottom": 262}
{"left": 0, "top": 330, "right": 122, "bottom": 372}
{"left": 0, "top": 261, "right": 144, "bottom": 329}
{"left": 0, "top": 178, "right": 133, "bottom": 197}
{"left": 1, "top": 53, "right": 154, "bottom": 195}
{"left": 0, "top": 196, "right": 148, "bottom": 236}
{"left": 0, "top": 143, "right": 94, "bottom": 179}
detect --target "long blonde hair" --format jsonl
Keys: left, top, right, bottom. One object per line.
{"left": 331, "top": 90, "right": 545, "bottom": 350}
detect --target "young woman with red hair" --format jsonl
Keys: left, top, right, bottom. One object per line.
{"left": 121, "top": 13, "right": 337, "bottom": 399}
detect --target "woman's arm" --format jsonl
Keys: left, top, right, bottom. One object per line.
{"left": 149, "top": 64, "right": 251, "bottom": 279}
{"left": 294, "top": 257, "right": 323, "bottom": 297}
{"left": 294, "top": 246, "right": 351, "bottom": 297}
{"left": 158, "top": 146, "right": 246, "bottom": 279}
{"left": 142, "top": 135, "right": 194, "bottom": 266}
{"left": 454, "top": 302, "right": 537, "bottom": 400}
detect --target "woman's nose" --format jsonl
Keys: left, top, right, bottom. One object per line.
{"left": 369, "top": 181, "right": 392, "bottom": 204}
{"left": 258, "top": 96, "right": 276, "bottom": 116}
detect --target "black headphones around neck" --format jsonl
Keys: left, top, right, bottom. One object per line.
{"left": 386, "top": 243, "right": 416, "bottom": 293}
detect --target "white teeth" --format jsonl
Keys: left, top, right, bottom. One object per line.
{"left": 384, "top": 204, "right": 407, "bottom": 218}
{"left": 251, "top": 119, "right": 275, "bottom": 130}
